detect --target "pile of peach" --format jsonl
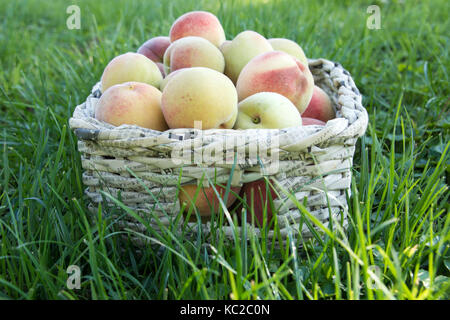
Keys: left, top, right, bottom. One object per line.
{"left": 95, "top": 11, "right": 336, "bottom": 226}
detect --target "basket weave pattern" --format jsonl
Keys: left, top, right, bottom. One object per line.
{"left": 69, "top": 58, "right": 368, "bottom": 244}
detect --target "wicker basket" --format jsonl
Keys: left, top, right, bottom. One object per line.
{"left": 69, "top": 58, "right": 368, "bottom": 247}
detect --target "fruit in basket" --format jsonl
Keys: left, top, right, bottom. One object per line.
{"left": 236, "top": 51, "right": 314, "bottom": 114}
{"left": 155, "top": 63, "right": 165, "bottom": 77}
{"left": 163, "top": 36, "right": 225, "bottom": 74}
{"left": 220, "top": 30, "right": 273, "bottom": 83}
{"left": 234, "top": 93, "right": 302, "bottom": 226}
{"left": 137, "top": 36, "right": 171, "bottom": 77}
{"left": 170, "top": 11, "right": 226, "bottom": 47}
{"left": 301, "top": 85, "right": 336, "bottom": 122}
{"left": 159, "top": 68, "right": 186, "bottom": 91}
{"left": 161, "top": 67, "right": 238, "bottom": 129}
{"left": 240, "top": 179, "right": 278, "bottom": 227}
{"left": 94, "top": 81, "right": 168, "bottom": 131}
{"left": 137, "top": 36, "right": 171, "bottom": 62}
{"left": 268, "top": 38, "right": 308, "bottom": 66}
{"left": 234, "top": 92, "right": 301, "bottom": 129}
{"left": 179, "top": 184, "right": 241, "bottom": 217}
{"left": 219, "top": 40, "right": 231, "bottom": 50}
{"left": 302, "top": 117, "right": 326, "bottom": 126}
{"left": 100, "top": 52, "right": 163, "bottom": 92}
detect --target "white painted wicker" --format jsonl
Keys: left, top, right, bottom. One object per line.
{"left": 69, "top": 58, "right": 368, "bottom": 246}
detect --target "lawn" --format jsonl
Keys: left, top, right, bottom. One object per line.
{"left": 0, "top": 0, "right": 449, "bottom": 300}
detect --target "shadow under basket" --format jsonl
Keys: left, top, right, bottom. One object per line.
{"left": 69, "top": 58, "right": 368, "bottom": 248}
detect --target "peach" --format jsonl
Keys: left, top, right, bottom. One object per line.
{"left": 137, "top": 36, "right": 171, "bottom": 63}
{"left": 156, "top": 62, "right": 166, "bottom": 77}
{"left": 240, "top": 179, "right": 278, "bottom": 227}
{"left": 219, "top": 40, "right": 231, "bottom": 50}
{"left": 95, "top": 82, "right": 168, "bottom": 131}
{"left": 179, "top": 184, "right": 241, "bottom": 217}
{"left": 163, "top": 36, "right": 225, "bottom": 74}
{"left": 220, "top": 30, "right": 273, "bottom": 83}
{"left": 234, "top": 92, "right": 302, "bottom": 129}
{"left": 301, "top": 86, "right": 335, "bottom": 122}
{"left": 159, "top": 68, "right": 186, "bottom": 92}
{"left": 137, "top": 37, "right": 171, "bottom": 78}
{"left": 100, "top": 52, "right": 163, "bottom": 92}
{"left": 169, "top": 11, "right": 226, "bottom": 47}
{"left": 268, "top": 38, "right": 308, "bottom": 66}
{"left": 236, "top": 51, "right": 314, "bottom": 113}
{"left": 161, "top": 67, "right": 238, "bottom": 129}
{"left": 302, "top": 117, "right": 326, "bottom": 126}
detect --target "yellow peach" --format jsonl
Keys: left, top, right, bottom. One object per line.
{"left": 159, "top": 68, "right": 187, "bottom": 92}
{"left": 220, "top": 30, "right": 273, "bottom": 83}
{"left": 234, "top": 92, "right": 302, "bottom": 129}
{"left": 161, "top": 67, "right": 238, "bottom": 129}
{"left": 100, "top": 52, "right": 162, "bottom": 92}
{"left": 268, "top": 38, "right": 308, "bottom": 66}
{"left": 163, "top": 36, "right": 225, "bottom": 74}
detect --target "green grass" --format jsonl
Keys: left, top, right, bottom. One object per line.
{"left": 0, "top": 0, "right": 449, "bottom": 300}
